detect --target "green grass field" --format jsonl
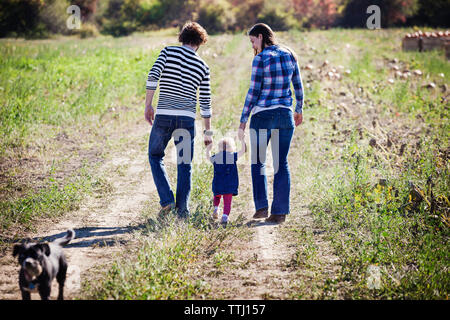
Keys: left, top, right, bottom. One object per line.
{"left": 0, "top": 28, "right": 448, "bottom": 299}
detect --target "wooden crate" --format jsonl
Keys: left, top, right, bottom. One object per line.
{"left": 422, "top": 37, "right": 444, "bottom": 51}
{"left": 402, "top": 37, "right": 419, "bottom": 51}
{"left": 402, "top": 36, "right": 450, "bottom": 52}
{"left": 445, "top": 40, "right": 450, "bottom": 60}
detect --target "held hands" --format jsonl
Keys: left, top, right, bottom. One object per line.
{"left": 238, "top": 122, "right": 246, "bottom": 141}
{"left": 203, "top": 129, "right": 213, "bottom": 147}
{"left": 145, "top": 104, "right": 155, "bottom": 125}
{"left": 237, "top": 123, "right": 247, "bottom": 158}
{"left": 204, "top": 134, "right": 212, "bottom": 147}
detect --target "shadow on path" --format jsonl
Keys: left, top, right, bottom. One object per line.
{"left": 3, "top": 216, "right": 281, "bottom": 251}
{"left": 9, "top": 223, "right": 150, "bottom": 249}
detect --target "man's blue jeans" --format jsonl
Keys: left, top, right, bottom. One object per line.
{"left": 249, "top": 108, "right": 295, "bottom": 215}
{"left": 148, "top": 114, "right": 195, "bottom": 217}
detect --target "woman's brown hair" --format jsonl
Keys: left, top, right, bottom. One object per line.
{"left": 247, "top": 23, "right": 276, "bottom": 56}
{"left": 247, "top": 23, "right": 297, "bottom": 61}
{"left": 178, "top": 22, "right": 208, "bottom": 48}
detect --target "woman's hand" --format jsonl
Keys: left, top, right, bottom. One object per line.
{"left": 294, "top": 112, "right": 303, "bottom": 127}
{"left": 238, "top": 122, "right": 246, "bottom": 140}
{"left": 145, "top": 104, "right": 155, "bottom": 125}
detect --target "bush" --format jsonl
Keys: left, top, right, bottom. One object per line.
{"left": 232, "top": 0, "right": 264, "bottom": 31}
{"left": 407, "top": 0, "right": 450, "bottom": 27}
{"left": 77, "top": 23, "right": 100, "bottom": 38}
{"left": 291, "top": 0, "right": 340, "bottom": 29}
{"left": 136, "top": 0, "right": 165, "bottom": 27}
{"left": 73, "top": 0, "right": 99, "bottom": 22}
{"left": 102, "top": 19, "right": 137, "bottom": 37}
{"left": 0, "top": 0, "right": 75, "bottom": 38}
{"left": 100, "top": 0, "right": 139, "bottom": 36}
{"left": 100, "top": 0, "right": 174, "bottom": 36}
{"left": 257, "top": 4, "right": 296, "bottom": 31}
{"left": 157, "top": 0, "right": 197, "bottom": 26}
{"left": 197, "top": 0, "right": 235, "bottom": 34}
{"left": 0, "top": 0, "right": 44, "bottom": 37}
{"left": 40, "top": 0, "right": 71, "bottom": 34}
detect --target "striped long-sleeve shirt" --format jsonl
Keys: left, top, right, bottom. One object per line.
{"left": 240, "top": 45, "right": 304, "bottom": 123}
{"left": 146, "top": 45, "right": 211, "bottom": 119}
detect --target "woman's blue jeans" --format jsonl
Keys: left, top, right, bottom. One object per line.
{"left": 249, "top": 108, "right": 295, "bottom": 215}
{"left": 148, "top": 114, "right": 195, "bottom": 217}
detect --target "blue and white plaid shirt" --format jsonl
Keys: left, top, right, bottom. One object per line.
{"left": 240, "top": 45, "right": 304, "bottom": 123}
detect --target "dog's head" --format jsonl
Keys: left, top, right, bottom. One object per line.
{"left": 13, "top": 243, "right": 50, "bottom": 281}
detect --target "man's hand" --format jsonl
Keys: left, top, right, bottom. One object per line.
{"left": 145, "top": 105, "right": 154, "bottom": 125}
{"left": 203, "top": 126, "right": 212, "bottom": 147}
{"left": 203, "top": 117, "right": 212, "bottom": 147}
{"left": 204, "top": 134, "right": 212, "bottom": 147}
{"left": 294, "top": 112, "right": 303, "bottom": 127}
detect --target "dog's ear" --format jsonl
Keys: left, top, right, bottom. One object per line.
{"left": 36, "top": 243, "right": 51, "bottom": 256}
{"left": 13, "top": 244, "right": 24, "bottom": 257}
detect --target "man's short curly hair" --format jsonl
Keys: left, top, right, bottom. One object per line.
{"left": 178, "top": 22, "right": 208, "bottom": 47}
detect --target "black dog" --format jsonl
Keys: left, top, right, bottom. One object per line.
{"left": 13, "top": 229, "right": 75, "bottom": 300}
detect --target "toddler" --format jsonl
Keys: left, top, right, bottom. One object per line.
{"left": 207, "top": 137, "right": 246, "bottom": 226}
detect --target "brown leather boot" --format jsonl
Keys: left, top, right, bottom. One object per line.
{"left": 253, "top": 207, "right": 269, "bottom": 219}
{"left": 265, "top": 214, "right": 286, "bottom": 224}
{"left": 157, "top": 203, "right": 175, "bottom": 220}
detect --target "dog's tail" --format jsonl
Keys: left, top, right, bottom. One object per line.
{"left": 54, "top": 229, "right": 76, "bottom": 247}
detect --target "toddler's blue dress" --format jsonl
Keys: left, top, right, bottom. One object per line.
{"left": 210, "top": 151, "right": 239, "bottom": 196}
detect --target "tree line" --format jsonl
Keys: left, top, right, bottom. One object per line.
{"left": 1, "top": 0, "right": 449, "bottom": 38}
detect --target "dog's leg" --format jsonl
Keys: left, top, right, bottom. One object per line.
{"left": 56, "top": 260, "right": 67, "bottom": 300}
{"left": 38, "top": 282, "right": 51, "bottom": 300}
{"left": 21, "top": 288, "right": 31, "bottom": 300}
{"left": 57, "top": 279, "right": 65, "bottom": 300}
{"left": 19, "top": 273, "right": 31, "bottom": 300}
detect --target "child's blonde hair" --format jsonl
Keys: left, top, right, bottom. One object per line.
{"left": 218, "top": 137, "right": 236, "bottom": 152}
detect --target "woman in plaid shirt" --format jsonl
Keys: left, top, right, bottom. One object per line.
{"left": 238, "top": 23, "right": 304, "bottom": 224}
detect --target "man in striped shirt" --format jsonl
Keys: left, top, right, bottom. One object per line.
{"left": 145, "top": 22, "right": 212, "bottom": 218}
